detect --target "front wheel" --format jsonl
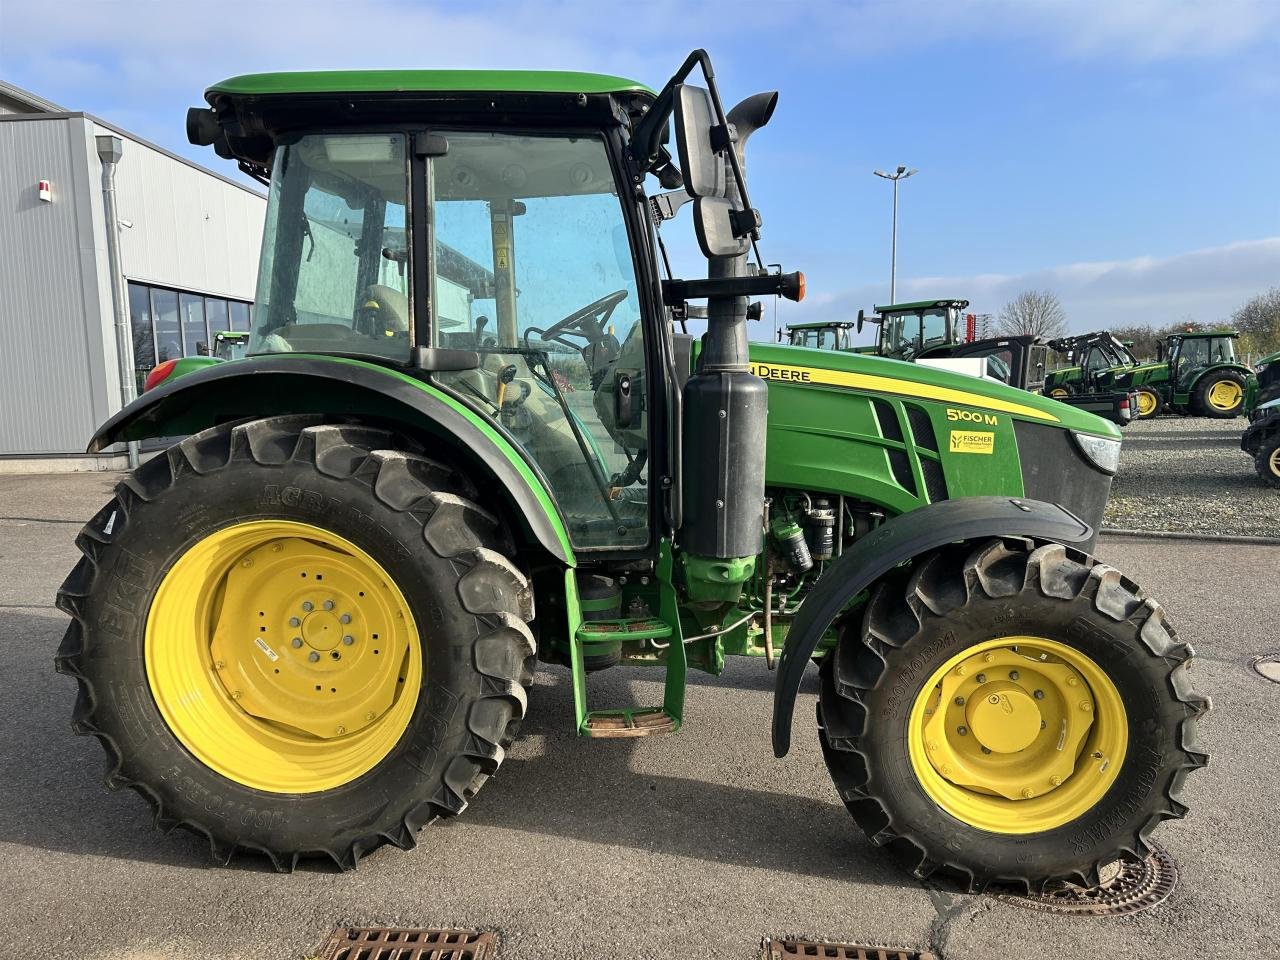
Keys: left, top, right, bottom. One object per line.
{"left": 55, "top": 417, "right": 536, "bottom": 870}
{"left": 1134, "top": 387, "right": 1162, "bottom": 419}
{"left": 818, "top": 537, "right": 1208, "bottom": 891}
{"left": 1255, "top": 434, "right": 1280, "bottom": 488}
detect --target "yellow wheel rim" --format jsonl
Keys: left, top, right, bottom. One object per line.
{"left": 1207, "top": 379, "right": 1242, "bottom": 411}
{"left": 146, "top": 520, "right": 421, "bottom": 794}
{"left": 1136, "top": 390, "right": 1158, "bottom": 417}
{"left": 1050, "top": 388, "right": 1070, "bottom": 399}
{"left": 908, "top": 637, "right": 1127, "bottom": 834}
{"left": 1269, "top": 447, "right": 1280, "bottom": 478}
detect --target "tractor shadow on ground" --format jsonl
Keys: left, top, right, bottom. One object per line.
{"left": 461, "top": 663, "right": 918, "bottom": 891}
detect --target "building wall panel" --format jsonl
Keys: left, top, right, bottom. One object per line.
{"left": 0, "top": 117, "right": 107, "bottom": 454}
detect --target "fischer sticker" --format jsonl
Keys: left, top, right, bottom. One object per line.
{"left": 949, "top": 430, "right": 995, "bottom": 455}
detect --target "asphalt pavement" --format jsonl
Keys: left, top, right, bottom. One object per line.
{"left": 1, "top": 472, "right": 1277, "bottom": 960}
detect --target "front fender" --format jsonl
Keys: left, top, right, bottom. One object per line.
{"left": 771, "top": 496, "right": 1093, "bottom": 757}
{"left": 91, "top": 354, "right": 574, "bottom": 565}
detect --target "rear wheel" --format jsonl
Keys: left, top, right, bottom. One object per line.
{"left": 1255, "top": 434, "right": 1280, "bottom": 488}
{"left": 1195, "top": 370, "right": 1247, "bottom": 418}
{"left": 818, "top": 537, "right": 1207, "bottom": 891}
{"left": 56, "top": 417, "right": 536, "bottom": 870}
{"left": 1048, "top": 386, "right": 1072, "bottom": 399}
{"left": 1134, "top": 387, "right": 1162, "bottom": 419}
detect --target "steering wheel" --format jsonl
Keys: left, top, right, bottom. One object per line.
{"left": 523, "top": 289, "right": 629, "bottom": 352}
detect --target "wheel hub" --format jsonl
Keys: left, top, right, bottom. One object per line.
{"left": 1208, "top": 380, "right": 1241, "bottom": 410}
{"left": 911, "top": 637, "right": 1126, "bottom": 831}
{"left": 1137, "top": 391, "right": 1157, "bottom": 416}
{"left": 207, "top": 535, "right": 411, "bottom": 740}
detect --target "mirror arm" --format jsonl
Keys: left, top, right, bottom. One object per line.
{"left": 650, "top": 189, "right": 695, "bottom": 223}
{"left": 663, "top": 274, "right": 804, "bottom": 305}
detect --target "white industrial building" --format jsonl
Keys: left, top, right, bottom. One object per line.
{"left": 0, "top": 80, "right": 266, "bottom": 468}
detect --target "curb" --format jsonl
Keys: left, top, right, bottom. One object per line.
{"left": 1100, "top": 527, "right": 1280, "bottom": 546}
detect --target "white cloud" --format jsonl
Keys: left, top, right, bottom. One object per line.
{"left": 791, "top": 237, "right": 1280, "bottom": 334}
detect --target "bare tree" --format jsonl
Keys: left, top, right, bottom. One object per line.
{"left": 996, "top": 290, "right": 1068, "bottom": 339}
{"left": 1231, "top": 287, "right": 1280, "bottom": 356}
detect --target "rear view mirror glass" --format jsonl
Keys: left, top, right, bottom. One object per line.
{"left": 674, "top": 84, "right": 726, "bottom": 198}
{"left": 693, "top": 197, "right": 749, "bottom": 259}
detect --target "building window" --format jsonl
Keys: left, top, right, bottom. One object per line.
{"left": 126, "top": 281, "right": 254, "bottom": 382}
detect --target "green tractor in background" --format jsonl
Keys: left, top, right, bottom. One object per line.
{"left": 1240, "top": 349, "right": 1280, "bottom": 487}
{"left": 56, "top": 52, "right": 1206, "bottom": 890}
{"left": 1047, "top": 330, "right": 1255, "bottom": 419}
{"left": 212, "top": 330, "right": 251, "bottom": 361}
{"left": 788, "top": 303, "right": 1135, "bottom": 424}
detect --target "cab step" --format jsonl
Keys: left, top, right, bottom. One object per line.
{"left": 583, "top": 708, "right": 678, "bottom": 738}
{"left": 575, "top": 617, "right": 672, "bottom": 644}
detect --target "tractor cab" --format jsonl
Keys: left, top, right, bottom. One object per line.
{"left": 1162, "top": 331, "right": 1238, "bottom": 384}
{"left": 211, "top": 331, "right": 250, "bottom": 362}
{"left": 783, "top": 319, "right": 855, "bottom": 351}
{"left": 861, "top": 298, "right": 967, "bottom": 361}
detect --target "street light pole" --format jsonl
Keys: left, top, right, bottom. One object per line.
{"left": 873, "top": 165, "right": 917, "bottom": 305}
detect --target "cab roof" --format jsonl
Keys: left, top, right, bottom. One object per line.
{"left": 875, "top": 298, "right": 969, "bottom": 313}
{"left": 207, "top": 69, "right": 654, "bottom": 99}
{"left": 787, "top": 320, "right": 855, "bottom": 330}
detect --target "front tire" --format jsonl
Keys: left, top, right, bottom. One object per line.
{"left": 55, "top": 417, "right": 536, "bottom": 870}
{"left": 818, "top": 537, "right": 1208, "bottom": 891}
{"left": 1134, "top": 387, "right": 1162, "bottom": 419}
{"left": 1254, "top": 434, "right": 1280, "bottom": 488}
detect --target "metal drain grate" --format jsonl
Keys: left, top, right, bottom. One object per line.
{"left": 1250, "top": 654, "right": 1280, "bottom": 684}
{"left": 763, "top": 940, "right": 934, "bottom": 960}
{"left": 316, "top": 927, "right": 497, "bottom": 960}
{"left": 997, "top": 843, "right": 1178, "bottom": 916}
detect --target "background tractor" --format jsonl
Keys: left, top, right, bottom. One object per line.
{"left": 791, "top": 305, "right": 1134, "bottom": 424}
{"left": 56, "top": 52, "right": 1205, "bottom": 891}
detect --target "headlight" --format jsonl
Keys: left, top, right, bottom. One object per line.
{"left": 1071, "top": 431, "right": 1121, "bottom": 475}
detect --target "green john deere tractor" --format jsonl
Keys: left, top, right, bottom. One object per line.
{"left": 1048, "top": 330, "right": 1255, "bottom": 419}
{"left": 57, "top": 52, "right": 1206, "bottom": 890}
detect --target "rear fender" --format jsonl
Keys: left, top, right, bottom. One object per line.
{"left": 90, "top": 355, "right": 574, "bottom": 565}
{"left": 771, "top": 496, "right": 1093, "bottom": 757}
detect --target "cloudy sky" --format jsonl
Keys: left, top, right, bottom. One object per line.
{"left": 2, "top": 0, "right": 1276, "bottom": 338}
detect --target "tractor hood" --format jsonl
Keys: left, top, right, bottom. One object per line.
{"left": 748, "top": 342, "right": 1120, "bottom": 437}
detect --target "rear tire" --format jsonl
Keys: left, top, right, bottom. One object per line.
{"left": 1194, "top": 370, "right": 1247, "bottom": 418}
{"left": 1254, "top": 434, "right": 1280, "bottom": 488}
{"left": 55, "top": 416, "right": 536, "bottom": 870}
{"left": 818, "top": 537, "right": 1208, "bottom": 892}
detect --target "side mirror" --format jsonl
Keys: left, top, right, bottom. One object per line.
{"left": 673, "top": 84, "right": 726, "bottom": 198}
{"left": 693, "top": 197, "right": 750, "bottom": 259}
{"left": 857, "top": 309, "right": 865, "bottom": 334}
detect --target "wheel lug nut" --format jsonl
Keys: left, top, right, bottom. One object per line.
{"left": 308, "top": 651, "right": 320, "bottom": 663}
{"left": 241, "top": 559, "right": 253, "bottom": 568}
{"left": 323, "top": 599, "right": 335, "bottom": 611}
{"left": 1040, "top": 720, "right": 1047, "bottom": 730}
{"left": 289, "top": 617, "right": 301, "bottom": 627}
{"left": 1080, "top": 700, "right": 1092, "bottom": 711}
{"left": 231, "top": 690, "right": 242, "bottom": 700}
{"left": 975, "top": 673, "right": 987, "bottom": 684}
{"left": 954, "top": 665, "right": 967, "bottom": 677}
{"left": 928, "top": 741, "right": 939, "bottom": 752}
{"left": 336, "top": 725, "right": 346, "bottom": 736}
{"left": 1033, "top": 689, "right": 1045, "bottom": 700}
{"left": 301, "top": 601, "right": 314, "bottom": 612}
{"left": 342, "top": 635, "right": 354, "bottom": 646}
{"left": 1009, "top": 670, "right": 1020, "bottom": 681}
{"left": 214, "top": 660, "right": 225, "bottom": 670}
{"left": 989, "top": 695, "right": 1001, "bottom": 705}
{"left": 980, "top": 746, "right": 992, "bottom": 755}
{"left": 954, "top": 696, "right": 965, "bottom": 707}
{"left": 340, "top": 613, "right": 352, "bottom": 624}
{"left": 271, "top": 543, "right": 283, "bottom": 553}
{"left": 983, "top": 652, "right": 994, "bottom": 663}
{"left": 957, "top": 726, "right": 968, "bottom": 736}
{"left": 1050, "top": 775, "right": 1062, "bottom": 786}
{"left": 1067, "top": 676, "right": 1078, "bottom": 687}
{"left": 365, "top": 711, "right": 376, "bottom": 721}
{"left": 291, "top": 637, "right": 303, "bottom": 648}
{"left": 1020, "top": 787, "right": 1034, "bottom": 799}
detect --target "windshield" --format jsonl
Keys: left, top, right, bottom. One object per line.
{"left": 251, "top": 134, "right": 411, "bottom": 360}
{"left": 429, "top": 131, "right": 647, "bottom": 549}
{"left": 884, "top": 308, "right": 950, "bottom": 358}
